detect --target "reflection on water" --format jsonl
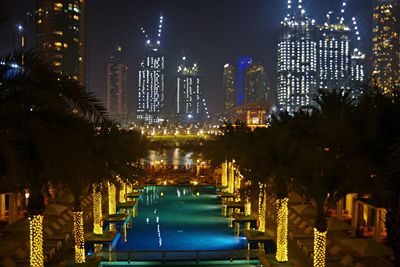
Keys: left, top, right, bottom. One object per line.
{"left": 146, "top": 148, "right": 194, "bottom": 169}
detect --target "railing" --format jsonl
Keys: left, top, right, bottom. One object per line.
{"left": 96, "top": 249, "right": 261, "bottom": 263}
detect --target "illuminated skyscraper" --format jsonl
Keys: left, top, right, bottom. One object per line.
{"left": 176, "top": 56, "right": 202, "bottom": 123}
{"left": 107, "top": 45, "right": 127, "bottom": 118}
{"left": 137, "top": 16, "right": 165, "bottom": 124}
{"left": 237, "top": 57, "right": 253, "bottom": 106}
{"left": 223, "top": 64, "right": 236, "bottom": 114}
{"left": 245, "top": 63, "right": 270, "bottom": 104}
{"left": 372, "top": 0, "right": 400, "bottom": 94}
{"left": 277, "top": 0, "right": 318, "bottom": 112}
{"left": 35, "top": 0, "right": 86, "bottom": 86}
{"left": 318, "top": 10, "right": 352, "bottom": 91}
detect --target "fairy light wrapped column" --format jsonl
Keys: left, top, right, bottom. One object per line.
{"left": 258, "top": 183, "right": 266, "bottom": 233}
{"left": 93, "top": 183, "right": 103, "bottom": 235}
{"left": 314, "top": 229, "right": 327, "bottom": 267}
{"left": 276, "top": 198, "right": 289, "bottom": 262}
{"left": 29, "top": 213, "right": 44, "bottom": 266}
{"left": 73, "top": 211, "right": 85, "bottom": 263}
{"left": 221, "top": 161, "right": 228, "bottom": 187}
{"left": 119, "top": 182, "right": 126, "bottom": 203}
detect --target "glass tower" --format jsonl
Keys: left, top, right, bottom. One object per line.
{"left": 245, "top": 63, "right": 270, "bottom": 104}
{"left": 35, "top": 0, "right": 86, "bottom": 86}
{"left": 137, "top": 16, "right": 165, "bottom": 124}
{"left": 176, "top": 56, "right": 201, "bottom": 123}
{"left": 223, "top": 64, "right": 236, "bottom": 113}
{"left": 372, "top": 0, "right": 400, "bottom": 94}
{"left": 277, "top": 0, "right": 318, "bottom": 112}
{"left": 107, "top": 45, "right": 127, "bottom": 118}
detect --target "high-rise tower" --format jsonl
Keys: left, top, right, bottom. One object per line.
{"left": 277, "top": 0, "right": 318, "bottom": 112}
{"left": 318, "top": 9, "right": 352, "bottom": 91}
{"left": 245, "top": 63, "right": 270, "bottom": 104}
{"left": 223, "top": 64, "right": 236, "bottom": 115}
{"left": 176, "top": 56, "right": 202, "bottom": 123}
{"left": 372, "top": 0, "right": 400, "bottom": 94}
{"left": 35, "top": 0, "right": 86, "bottom": 86}
{"left": 237, "top": 57, "right": 253, "bottom": 106}
{"left": 107, "top": 45, "right": 127, "bottom": 118}
{"left": 137, "top": 16, "right": 165, "bottom": 124}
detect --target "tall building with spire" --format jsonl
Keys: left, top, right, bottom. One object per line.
{"left": 107, "top": 45, "right": 127, "bottom": 119}
{"left": 318, "top": 4, "right": 365, "bottom": 94}
{"left": 137, "top": 15, "right": 165, "bottom": 124}
{"left": 35, "top": 0, "right": 86, "bottom": 86}
{"left": 176, "top": 56, "right": 202, "bottom": 123}
{"left": 223, "top": 63, "right": 236, "bottom": 115}
{"left": 245, "top": 63, "right": 270, "bottom": 104}
{"left": 277, "top": 0, "right": 318, "bottom": 112}
{"left": 372, "top": 0, "right": 400, "bottom": 94}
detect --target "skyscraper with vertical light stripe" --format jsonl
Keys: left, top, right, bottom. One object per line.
{"left": 277, "top": 0, "right": 318, "bottom": 113}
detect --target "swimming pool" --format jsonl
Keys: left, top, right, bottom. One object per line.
{"left": 116, "top": 186, "right": 246, "bottom": 251}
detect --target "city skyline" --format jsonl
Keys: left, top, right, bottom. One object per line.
{"left": 0, "top": 0, "right": 373, "bottom": 118}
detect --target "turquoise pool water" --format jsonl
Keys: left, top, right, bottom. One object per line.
{"left": 116, "top": 186, "right": 246, "bottom": 251}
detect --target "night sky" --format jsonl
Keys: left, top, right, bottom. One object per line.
{"left": 0, "top": 0, "right": 373, "bottom": 117}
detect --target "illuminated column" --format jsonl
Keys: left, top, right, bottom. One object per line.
{"left": 93, "top": 183, "right": 103, "bottom": 235}
{"left": 108, "top": 182, "right": 116, "bottom": 215}
{"left": 119, "top": 183, "right": 126, "bottom": 203}
{"left": 245, "top": 197, "right": 251, "bottom": 216}
{"left": 258, "top": 183, "right": 266, "bottom": 232}
{"left": 222, "top": 161, "right": 228, "bottom": 187}
{"left": 228, "top": 162, "right": 234, "bottom": 194}
{"left": 73, "top": 211, "right": 85, "bottom": 263}
{"left": 313, "top": 229, "right": 327, "bottom": 267}
{"left": 29, "top": 214, "right": 44, "bottom": 267}
{"left": 276, "top": 198, "right": 289, "bottom": 262}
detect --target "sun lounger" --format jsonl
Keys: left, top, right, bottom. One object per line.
{"left": 340, "top": 254, "right": 355, "bottom": 267}
{"left": 51, "top": 222, "right": 72, "bottom": 233}
{"left": 289, "top": 213, "right": 298, "bottom": 221}
{"left": 61, "top": 213, "right": 72, "bottom": 222}
{"left": 44, "top": 227, "right": 70, "bottom": 242}
{"left": 289, "top": 225, "right": 313, "bottom": 240}
{"left": 1, "top": 257, "right": 16, "bottom": 267}
{"left": 44, "top": 239, "right": 63, "bottom": 250}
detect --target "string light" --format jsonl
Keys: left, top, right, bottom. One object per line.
{"left": 258, "top": 183, "right": 266, "bottom": 232}
{"left": 276, "top": 198, "right": 289, "bottom": 262}
{"left": 313, "top": 229, "right": 327, "bottom": 267}
{"left": 221, "top": 161, "right": 228, "bottom": 187}
{"left": 29, "top": 214, "right": 44, "bottom": 266}
{"left": 245, "top": 198, "right": 251, "bottom": 216}
{"left": 108, "top": 182, "right": 116, "bottom": 215}
{"left": 228, "top": 161, "right": 234, "bottom": 194}
{"left": 73, "top": 211, "right": 85, "bottom": 263}
{"left": 93, "top": 183, "right": 103, "bottom": 235}
{"left": 119, "top": 182, "right": 126, "bottom": 203}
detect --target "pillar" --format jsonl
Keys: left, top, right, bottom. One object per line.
{"left": 29, "top": 214, "right": 44, "bottom": 266}
{"left": 276, "top": 198, "right": 289, "bottom": 262}
{"left": 313, "top": 228, "right": 327, "bottom": 267}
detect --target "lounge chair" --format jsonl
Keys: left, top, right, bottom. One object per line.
{"left": 51, "top": 222, "right": 72, "bottom": 233}
{"left": 340, "top": 254, "right": 355, "bottom": 267}
{"left": 61, "top": 213, "right": 72, "bottom": 222}
{"left": 1, "top": 257, "right": 16, "bottom": 267}
{"left": 44, "top": 239, "right": 63, "bottom": 250}
{"left": 289, "top": 225, "right": 313, "bottom": 240}
{"left": 44, "top": 227, "right": 70, "bottom": 242}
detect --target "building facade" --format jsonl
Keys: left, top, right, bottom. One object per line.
{"left": 35, "top": 0, "right": 86, "bottom": 86}
{"left": 176, "top": 57, "right": 201, "bottom": 123}
{"left": 237, "top": 57, "right": 253, "bottom": 106}
{"left": 245, "top": 63, "right": 270, "bottom": 104}
{"left": 107, "top": 45, "right": 127, "bottom": 118}
{"left": 372, "top": 0, "right": 400, "bottom": 94}
{"left": 223, "top": 64, "right": 236, "bottom": 114}
{"left": 277, "top": 3, "right": 318, "bottom": 112}
{"left": 137, "top": 16, "right": 165, "bottom": 125}
{"left": 318, "top": 17, "right": 352, "bottom": 91}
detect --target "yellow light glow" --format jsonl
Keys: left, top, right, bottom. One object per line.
{"left": 119, "top": 183, "right": 126, "bottom": 203}
{"left": 245, "top": 199, "right": 251, "bottom": 216}
{"left": 93, "top": 183, "right": 103, "bottom": 235}
{"left": 108, "top": 182, "right": 116, "bottom": 215}
{"left": 276, "top": 198, "right": 289, "bottom": 262}
{"left": 228, "top": 161, "right": 234, "bottom": 194}
{"left": 222, "top": 161, "right": 228, "bottom": 187}
{"left": 73, "top": 211, "right": 85, "bottom": 263}
{"left": 196, "top": 192, "right": 200, "bottom": 196}
{"left": 313, "top": 229, "right": 327, "bottom": 267}
{"left": 160, "top": 192, "right": 164, "bottom": 197}
{"left": 29, "top": 214, "right": 44, "bottom": 267}
{"left": 258, "top": 183, "right": 266, "bottom": 232}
